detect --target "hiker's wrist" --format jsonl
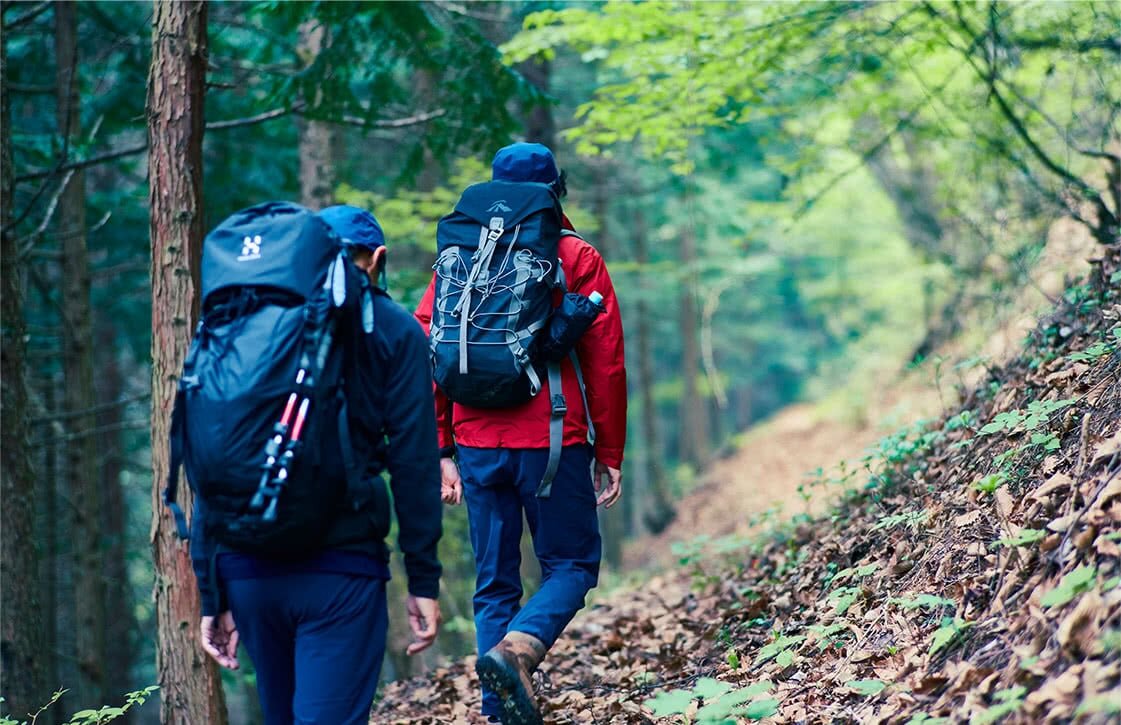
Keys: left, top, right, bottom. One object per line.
{"left": 439, "top": 445, "right": 456, "bottom": 460}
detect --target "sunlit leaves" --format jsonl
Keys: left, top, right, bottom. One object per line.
{"left": 1040, "top": 566, "right": 1097, "bottom": 608}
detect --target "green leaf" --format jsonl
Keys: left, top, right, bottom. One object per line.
{"left": 696, "top": 683, "right": 771, "bottom": 722}
{"left": 929, "top": 618, "right": 972, "bottom": 655}
{"left": 845, "top": 679, "right": 887, "bottom": 696}
{"left": 693, "top": 678, "right": 733, "bottom": 701}
{"left": 994, "top": 529, "right": 1046, "bottom": 548}
{"left": 1040, "top": 565, "right": 1097, "bottom": 608}
{"left": 645, "top": 688, "right": 695, "bottom": 717}
{"left": 906, "top": 714, "right": 949, "bottom": 725}
{"left": 775, "top": 649, "right": 795, "bottom": 668}
{"left": 974, "top": 686, "right": 1026, "bottom": 724}
{"left": 888, "top": 594, "right": 956, "bottom": 610}
{"left": 754, "top": 635, "right": 805, "bottom": 665}
{"left": 727, "top": 649, "right": 741, "bottom": 669}
{"left": 828, "top": 586, "right": 861, "bottom": 614}
{"left": 740, "top": 698, "right": 780, "bottom": 720}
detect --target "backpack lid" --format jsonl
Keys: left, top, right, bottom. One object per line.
{"left": 450, "top": 180, "right": 562, "bottom": 230}
{"left": 202, "top": 201, "right": 341, "bottom": 306}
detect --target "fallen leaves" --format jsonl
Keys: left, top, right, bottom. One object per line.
{"left": 373, "top": 247, "right": 1121, "bottom": 724}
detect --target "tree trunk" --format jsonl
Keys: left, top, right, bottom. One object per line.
{"left": 633, "top": 209, "right": 674, "bottom": 534}
{"left": 98, "top": 322, "right": 134, "bottom": 705}
{"left": 147, "top": 3, "right": 227, "bottom": 722}
{"left": 55, "top": 3, "right": 107, "bottom": 707}
{"left": 297, "top": 21, "right": 338, "bottom": 210}
{"left": 519, "top": 56, "right": 555, "bottom": 149}
{"left": 1, "top": 15, "right": 50, "bottom": 716}
{"left": 677, "top": 225, "right": 709, "bottom": 469}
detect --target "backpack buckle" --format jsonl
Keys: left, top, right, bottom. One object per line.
{"left": 550, "top": 393, "right": 567, "bottom": 417}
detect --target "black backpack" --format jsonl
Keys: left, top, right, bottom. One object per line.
{"left": 430, "top": 180, "right": 564, "bottom": 408}
{"left": 163, "top": 201, "right": 375, "bottom": 556}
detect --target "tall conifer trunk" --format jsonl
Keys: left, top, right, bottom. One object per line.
{"left": 147, "top": 2, "right": 227, "bottom": 722}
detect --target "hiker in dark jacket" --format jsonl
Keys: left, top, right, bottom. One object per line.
{"left": 415, "top": 143, "right": 627, "bottom": 724}
{"left": 194, "top": 204, "right": 443, "bottom": 725}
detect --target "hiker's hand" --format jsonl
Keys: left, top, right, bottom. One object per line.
{"left": 440, "top": 458, "right": 462, "bottom": 505}
{"left": 406, "top": 595, "right": 441, "bottom": 655}
{"left": 200, "top": 612, "right": 239, "bottom": 670}
{"left": 595, "top": 462, "right": 623, "bottom": 508}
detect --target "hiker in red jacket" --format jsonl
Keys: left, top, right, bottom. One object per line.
{"left": 415, "top": 143, "right": 626, "bottom": 724}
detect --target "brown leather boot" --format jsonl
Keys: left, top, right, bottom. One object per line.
{"left": 475, "top": 632, "right": 547, "bottom": 725}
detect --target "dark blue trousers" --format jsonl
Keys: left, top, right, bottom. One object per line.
{"left": 223, "top": 572, "right": 388, "bottom": 725}
{"left": 458, "top": 445, "right": 602, "bottom": 717}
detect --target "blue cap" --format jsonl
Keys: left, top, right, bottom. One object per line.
{"left": 491, "top": 142, "right": 559, "bottom": 185}
{"left": 318, "top": 205, "right": 385, "bottom": 251}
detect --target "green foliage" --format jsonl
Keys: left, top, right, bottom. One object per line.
{"left": 972, "top": 472, "right": 1007, "bottom": 494}
{"left": 827, "top": 587, "right": 861, "bottom": 615}
{"left": 807, "top": 622, "right": 850, "bottom": 650}
{"left": 974, "top": 686, "right": 1026, "bottom": 725}
{"left": 1040, "top": 566, "right": 1097, "bottom": 608}
{"left": 830, "top": 563, "right": 877, "bottom": 584}
{"left": 0, "top": 687, "right": 158, "bottom": 725}
{"left": 978, "top": 399, "right": 1076, "bottom": 436}
{"left": 645, "top": 679, "right": 775, "bottom": 723}
{"left": 929, "top": 618, "right": 973, "bottom": 655}
{"left": 993, "top": 529, "right": 1047, "bottom": 548}
{"left": 906, "top": 715, "right": 949, "bottom": 725}
{"left": 755, "top": 635, "right": 805, "bottom": 666}
{"left": 888, "top": 594, "right": 955, "bottom": 610}
{"left": 844, "top": 679, "right": 887, "bottom": 696}
{"left": 871, "top": 509, "right": 929, "bottom": 532}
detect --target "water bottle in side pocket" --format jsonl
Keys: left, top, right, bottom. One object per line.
{"left": 535, "top": 291, "right": 604, "bottom": 362}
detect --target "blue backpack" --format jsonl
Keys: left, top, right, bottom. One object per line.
{"left": 163, "top": 201, "right": 377, "bottom": 555}
{"left": 430, "top": 180, "right": 564, "bottom": 408}
{"left": 431, "top": 182, "right": 605, "bottom": 497}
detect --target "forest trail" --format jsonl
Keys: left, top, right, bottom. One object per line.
{"left": 626, "top": 219, "right": 1098, "bottom": 573}
{"left": 373, "top": 239, "right": 1119, "bottom": 724}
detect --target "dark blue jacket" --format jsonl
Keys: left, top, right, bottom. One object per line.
{"left": 191, "top": 287, "right": 443, "bottom": 615}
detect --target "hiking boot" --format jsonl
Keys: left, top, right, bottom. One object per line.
{"left": 475, "top": 632, "right": 547, "bottom": 725}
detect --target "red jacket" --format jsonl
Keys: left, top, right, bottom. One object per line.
{"left": 415, "top": 230, "right": 627, "bottom": 468}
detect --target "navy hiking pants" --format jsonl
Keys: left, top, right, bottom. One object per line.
{"left": 458, "top": 445, "right": 602, "bottom": 717}
{"left": 222, "top": 569, "right": 388, "bottom": 725}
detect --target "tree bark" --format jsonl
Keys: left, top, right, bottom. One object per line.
{"left": 55, "top": 2, "right": 108, "bottom": 707}
{"left": 677, "top": 225, "right": 709, "bottom": 469}
{"left": 147, "top": 3, "right": 227, "bottom": 722}
{"left": 633, "top": 209, "right": 674, "bottom": 534}
{"left": 297, "top": 21, "right": 338, "bottom": 210}
{"left": 1, "top": 13, "right": 50, "bottom": 716}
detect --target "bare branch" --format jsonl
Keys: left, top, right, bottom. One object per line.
{"left": 14, "top": 106, "right": 448, "bottom": 183}
{"left": 206, "top": 102, "right": 303, "bottom": 130}
{"left": 4, "top": 0, "right": 50, "bottom": 30}
{"left": 15, "top": 169, "right": 74, "bottom": 259}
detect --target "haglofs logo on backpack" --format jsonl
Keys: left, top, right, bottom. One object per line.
{"left": 430, "top": 180, "right": 564, "bottom": 408}
{"left": 238, "top": 234, "right": 263, "bottom": 261}
{"left": 163, "top": 201, "right": 375, "bottom": 556}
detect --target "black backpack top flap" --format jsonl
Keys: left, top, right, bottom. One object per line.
{"left": 447, "top": 180, "right": 562, "bottom": 231}
{"left": 202, "top": 201, "right": 341, "bottom": 306}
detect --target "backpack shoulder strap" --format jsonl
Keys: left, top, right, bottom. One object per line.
{"left": 535, "top": 351, "right": 596, "bottom": 499}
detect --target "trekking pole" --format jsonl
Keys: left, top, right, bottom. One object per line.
{"left": 249, "top": 388, "right": 300, "bottom": 511}
{"left": 262, "top": 397, "right": 310, "bottom": 522}
{"left": 255, "top": 315, "right": 337, "bottom": 521}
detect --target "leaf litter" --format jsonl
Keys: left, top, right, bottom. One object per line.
{"left": 373, "top": 247, "right": 1121, "bottom": 723}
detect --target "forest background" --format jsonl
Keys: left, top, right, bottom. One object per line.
{"left": 1, "top": 1, "right": 1117, "bottom": 723}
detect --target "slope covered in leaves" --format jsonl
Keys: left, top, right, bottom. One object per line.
{"left": 372, "top": 244, "right": 1120, "bottom": 724}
